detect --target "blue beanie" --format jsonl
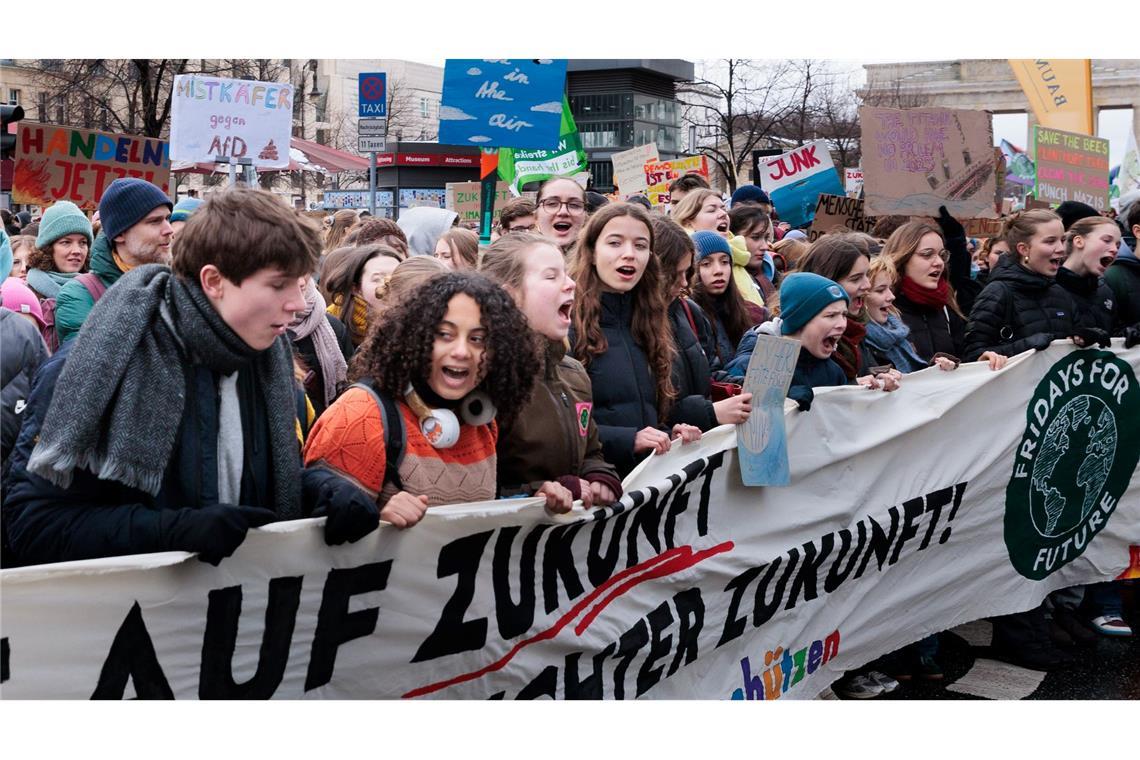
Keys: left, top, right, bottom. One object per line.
{"left": 691, "top": 230, "right": 732, "bottom": 262}
{"left": 99, "top": 178, "right": 173, "bottom": 242}
{"left": 170, "top": 197, "right": 204, "bottom": 223}
{"left": 778, "top": 272, "right": 849, "bottom": 336}
{"left": 35, "top": 201, "right": 94, "bottom": 250}
{"left": 731, "top": 184, "right": 771, "bottom": 208}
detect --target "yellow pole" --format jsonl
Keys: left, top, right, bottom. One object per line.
{"left": 1085, "top": 59, "right": 1095, "bottom": 136}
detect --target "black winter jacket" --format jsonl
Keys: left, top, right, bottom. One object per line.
{"left": 2, "top": 341, "right": 336, "bottom": 567}
{"left": 1056, "top": 266, "right": 1120, "bottom": 334}
{"left": 569, "top": 291, "right": 666, "bottom": 477}
{"left": 292, "top": 313, "right": 355, "bottom": 416}
{"left": 1104, "top": 255, "right": 1140, "bottom": 328}
{"left": 788, "top": 348, "right": 849, "bottom": 401}
{"left": 1, "top": 310, "right": 49, "bottom": 470}
{"left": 963, "top": 256, "right": 1077, "bottom": 361}
{"left": 894, "top": 292, "right": 967, "bottom": 361}
{"left": 667, "top": 298, "right": 718, "bottom": 432}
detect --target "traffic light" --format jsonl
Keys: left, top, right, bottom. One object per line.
{"left": 2, "top": 104, "right": 25, "bottom": 159}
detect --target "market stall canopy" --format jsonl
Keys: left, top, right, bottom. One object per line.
{"left": 171, "top": 137, "right": 370, "bottom": 174}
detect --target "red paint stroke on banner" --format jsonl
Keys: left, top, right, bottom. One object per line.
{"left": 402, "top": 540, "right": 734, "bottom": 698}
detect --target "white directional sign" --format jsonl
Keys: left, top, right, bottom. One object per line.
{"left": 358, "top": 136, "right": 386, "bottom": 153}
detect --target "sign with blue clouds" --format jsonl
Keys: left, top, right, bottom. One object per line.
{"left": 438, "top": 59, "right": 568, "bottom": 150}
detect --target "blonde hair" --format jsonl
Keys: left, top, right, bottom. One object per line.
{"left": 866, "top": 254, "right": 898, "bottom": 287}
{"left": 324, "top": 209, "right": 359, "bottom": 253}
{"left": 479, "top": 232, "right": 561, "bottom": 294}
{"left": 671, "top": 189, "right": 722, "bottom": 230}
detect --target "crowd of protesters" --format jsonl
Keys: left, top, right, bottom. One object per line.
{"left": 1, "top": 170, "right": 1138, "bottom": 699}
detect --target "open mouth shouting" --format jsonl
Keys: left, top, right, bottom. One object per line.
{"left": 439, "top": 365, "right": 473, "bottom": 391}
{"left": 615, "top": 264, "right": 639, "bottom": 282}
{"left": 821, "top": 334, "right": 840, "bottom": 354}
{"left": 716, "top": 221, "right": 729, "bottom": 235}
{"left": 552, "top": 220, "right": 574, "bottom": 237}
{"left": 557, "top": 297, "right": 573, "bottom": 326}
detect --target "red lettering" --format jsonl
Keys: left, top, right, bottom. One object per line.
{"left": 768, "top": 157, "right": 792, "bottom": 181}
{"left": 68, "top": 161, "right": 89, "bottom": 201}
{"left": 20, "top": 126, "right": 45, "bottom": 154}
{"left": 90, "top": 163, "right": 114, "bottom": 199}
{"left": 128, "top": 139, "right": 142, "bottom": 164}
{"left": 52, "top": 160, "right": 72, "bottom": 200}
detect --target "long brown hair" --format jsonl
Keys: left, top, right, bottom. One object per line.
{"left": 690, "top": 251, "right": 755, "bottom": 359}
{"left": 1001, "top": 209, "right": 1061, "bottom": 257}
{"left": 881, "top": 221, "right": 964, "bottom": 317}
{"left": 570, "top": 203, "right": 676, "bottom": 417}
{"left": 649, "top": 215, "right": 695, "bottom": 301}
{"left": 324, "top": 209, "right": 359, "bottom": 253}
{"left": 438, "top": 227, "right": 480, "bottom": 270}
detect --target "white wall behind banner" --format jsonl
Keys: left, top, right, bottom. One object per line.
{"left": 2, "top": 342, "right": 1138, "bottom": 700}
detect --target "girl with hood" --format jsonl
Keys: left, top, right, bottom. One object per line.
{"left": 397, "top": 207, "right": 459, "bottom": 257}
{"left": 672, "top": 188, "right": 765, "bottom": 308}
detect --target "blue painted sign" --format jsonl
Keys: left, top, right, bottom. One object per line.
{"left": 737, "top": 334, "right": 800, "bottom": 487}
{"left": 358, "top": 73, "right": 387, "bottom": 118}
{"left": 758, "top": 140, "right": 844, "bottom": 228}
{"left": 438, "top": 59, "right": 568, "bottom": 150}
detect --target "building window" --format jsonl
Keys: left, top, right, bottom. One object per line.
{"left": 420, "top": 98, "right": 429, "bottom": 118}
{"left": 99, "top": 107, "right": 110, "bottom": 131}
{"left": 7, "top": 88, "right": 20, "bottom": 106}
{"left": 38, "top": 91, "right": 49, "bottom": 122}
{"left": 588, "top": 161, "right": 614, "bottom": 190}
{"left": 55, "top": 96, "right": 66, "bottom": 125}
{"left": 83, "top": 102, "right": 94, "bottom": 129}
{"left": 316, "top": 128, "right": 329, "bottom": 145}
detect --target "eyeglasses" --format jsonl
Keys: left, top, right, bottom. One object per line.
{"left": 915, "top": 248, "right": 950, "bottom": 262}
{"left": 538, "top": 198, "right": 586, "bottom": 214}
{"left": 507, "top": 224, "right": 538, "bottom": 232}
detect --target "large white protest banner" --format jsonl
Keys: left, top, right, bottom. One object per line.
{"left": 169, "top": 75, "right": 294, "bottom": 168}
{"left": 2, "top": 343, "right": 1138, "bottom": 700}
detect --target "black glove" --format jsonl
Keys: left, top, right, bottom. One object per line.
{"left": 161, "top": 504, "right": 278, "bottom": 566}
{"left": 788, "top": 385, "right": 814, "bottom": 412}
{"left": 1124, "top": 324, "right": 1140, "bottom": 349}
{"left": 312, "top": 475, "right": 380, "bottom": 545}
{"left": 1026, "top": 332, "right": 1054, "bottom": 351}
{"left": 1071, "top": 327, "right": 1112, "bottom": 349}
{"left": 936, "top": 206, "right": 965, "bottom": 241}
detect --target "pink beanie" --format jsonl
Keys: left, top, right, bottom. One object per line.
{"left": 2, "top": 277, "right": 47, "bottom": 329}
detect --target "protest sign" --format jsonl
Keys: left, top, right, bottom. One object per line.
{"left": 439, "top": 60, "right": 568, "bottom": 150}
{"left": 4, "top": 342, "right": 1137, "bottom": 700}
{"left": 169, "top": 76, "right": 293, "bottom": 168}
{"left": 496, "top": 97, "right": 587, "bottom": 194}
{"left": 13, "top": 124, "right": 170, "bottom": 209}
{"left": 807, "top": 194, "right": 877, "bottom": 242}
{"left": 1033, "top": 126, "right": 1111, "bottom": 212}
{"left": 1114, "top": 130, "right": 1140, "bottom": 203}
{"left": 964, "top": 218, "right": 1004, "bottom": 237}
{"left": 445, "top": 181, "right": 514, "bottom": 225}
{"left": 611, "top": 143, "right": 659, "bottom": 194}
{"left": 644, "top": 155, "right": 709, "bottom": 206}
{"left": 737, "top": 335, "right": 799, "bottom": 486}
{"left": 845, "top": 168, "right": 864, "bottom": 196}
{"left": 756, "top": 140, "right": 844, "bottom": 227}
{"left": 859, "top": 106, "right": 998, "bottom": 219}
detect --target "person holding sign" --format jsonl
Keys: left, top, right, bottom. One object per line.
{"left": 304, "top": 272, "right": 555, "bottom": 529}
{"left": 568, "top": 203, "right": 702, "bottom": 477}
{"left": 480, "top": 233, "right": 623, "bottom": 509}
{"left": 535, "top": 177, "right": 588, "bottom": 255}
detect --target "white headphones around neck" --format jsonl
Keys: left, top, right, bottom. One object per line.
{"left": 403, "top": 386, "right": 496, "bottom": 449}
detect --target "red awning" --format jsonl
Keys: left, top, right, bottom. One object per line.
{"left": 172, "top": 137, "right": 370, "bottom": 175}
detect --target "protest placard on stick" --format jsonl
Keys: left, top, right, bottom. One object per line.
{"left": 439, "top": 60, "right": 568, "bottom": 150}
{"left": 1032, "top": 126, "right": 1111, "bottom": 212}
{"left": 169, "top": 76, "right": 293, "bottom": 168}
{"left": 807, "top": 194, "right": 877, "bottom": 242}
{"left": 756, "top": 141, "right": 844, "bottom": 227}
{"left": 445, "top": 181, "right": 514, "bottom": 225}
{"left": 645, "top": 155, "right": 708, "bottom": 206}
{"left": 738, "top": 334, "right": 800, "bottom": 486}
{"left": 611, "top": 143, "right": 658, "bottom": 195}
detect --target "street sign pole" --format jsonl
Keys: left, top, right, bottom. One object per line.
{"left": 369, "top": 151, "right": 377, "bottom": 217}
{"left": 358, "top": 72, "right": 387, "bottom": 218}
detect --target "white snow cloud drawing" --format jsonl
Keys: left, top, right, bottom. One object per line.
{"left": 536, "top": 60, "right": 553, "bottom": 65}
{"left": 530, "top": 101, "right": 562, "bottom": 113}
{"left": 466, "top": 67, "right": 482, "bottom": 76}
{"left": 439, "top": 106, "right": 477, "bottom": 121}
{"left": 468, "top": 136, "right": 492, "bottom": 143}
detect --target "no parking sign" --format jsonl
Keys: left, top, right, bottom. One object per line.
{"left": 359, "top": 73, "right": 387, "bottom": 118}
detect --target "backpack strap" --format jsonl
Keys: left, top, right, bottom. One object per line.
{"left": 679, "top": 297, "right": 699, "bottom": 337}
{"left": 75, "top": 272, "right": 107, "bottom": 303}
{"left": 350, "top": 377, "right": 406, "bottom": 492}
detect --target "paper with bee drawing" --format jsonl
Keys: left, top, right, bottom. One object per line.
{"left": 737, "top": 334, "right": 800, "bottom": 487}
{"left": 859, "top": 106, "right": 998, "bottom": 219}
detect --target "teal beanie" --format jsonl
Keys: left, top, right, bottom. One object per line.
{"left": 778, "top": 272, "right": 849, "bottom": 335}
{"left": 35, "top": 201, "right": 94, "bottom": 250}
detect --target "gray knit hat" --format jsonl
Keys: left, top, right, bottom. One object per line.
{"left": 98, "top": 178, "right": 173, "bottom": 241}
{"left": 36, "top": 201, "right": 94, "bottom": 250}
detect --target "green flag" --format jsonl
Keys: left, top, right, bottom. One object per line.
{"left": 497, "top": 96, "right": 588, "bottom": 194}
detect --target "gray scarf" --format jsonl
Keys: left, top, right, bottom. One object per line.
{"left": 288, "top": 278, "right": 347, "bottom": 408}
{"left": 26, "top": 264, "right": 302, "bottom": 519}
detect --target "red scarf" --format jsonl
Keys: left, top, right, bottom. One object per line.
{"left": 900, "top": 276, "right": 950, "bottom": 310}
{"left": 833, "top": 318, "right": 866, "bottom": 381}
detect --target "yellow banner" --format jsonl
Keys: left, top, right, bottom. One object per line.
{"left": 1009, "top": 59, "right": 1093, "bottom": 135}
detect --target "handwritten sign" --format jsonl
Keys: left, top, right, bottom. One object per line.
{"left": 757, "top": 140, "right": 843, "bottom": 227}
{"left": 13, "top": 124, "right": 170, "bottom": 210}
{"left": 644, "top": 155, "right": 709, "bottom": 206}
{"left": 611, "top": 142, "right": 659, "bottom": 194}
{"left": 737, "top": 334, "right": 800, "bottom": 486}
{"left": 439, "top": 59, "right": 568, "bottom": 150}
{"left": 845, "top": 168, "right": 864, "bottom": 196}
{"left": 170, "top": 75, "right": 293, "bottom": 168}
{"left": 445, "top": 181, "right": 513, "bottom": 224}
{"left": 1032, "top": 126, "right": 1111, "bottom": 212}
{"left": 807, "top": 194, "right": 877, "bottom": 242}
{"left": 859, "top": 106, "right": 997, "bottom": 219}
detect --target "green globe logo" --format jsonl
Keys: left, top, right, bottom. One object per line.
{"left": 1006, "top": 351, "right": 1140, "bottom": 580}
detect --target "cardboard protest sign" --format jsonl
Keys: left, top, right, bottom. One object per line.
{"left": 859, "top": 106, "right": 998, "bottom": 219}
{"left": 964, "top": 218, "right": 1004, "bottom": 237}
{"left": 611, "top": 142, "right": 658, "bottom": 194}
{"left": 756, "top": 140, "right": 844, "bottom": 227}
{"left": 13, "top": 123, "right": 170, "bottom": 209}
{"left": 807, "top": 194, "right": 877, "bottom": 242}
{"left": 845, "top": 168, "right": 864, "bottom": 196}
{"left": 737, "top": 335, "right": 799, "bottom": 486}
{"left": 496, "top": 97, "right": 587, "bottom": 194}
{"left": 439, "top": 59, "right": 568, "bottom": 150}
{"left": 1032, "top": 126, "right": 1111, "bottom": 212}
{"left": 446, "top": 181, "right": 513, "bottom": 224}
{"left": 169, "top": 76, "right": 293, "bottom": 168}
{"left": 644, "top": 155, "right": 708, "bottom": 206}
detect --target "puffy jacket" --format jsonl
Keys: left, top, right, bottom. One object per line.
{"left": 1103, "top": 253, "right": 1140, "bottom": 328}
{"left": 788, "top": 346, "right": 849, "bottom": 400}
{"left": 894, "top": 291, "right": 966, "bottom": 361}
{"left": 1056, "top": 266, "right": 1119, "bottom": 334}
{"left": 2, "top": 340, "right": 334, "bottom": 567}
{"left": 568, "top": 291, "right": 665, "bottom": 476}
{"left": 497, "top": 341, "right": 621, "bottom": 498}
{"left": 963, "top": 256, "right": 1077, "bottom": 361}
{"left": 667, "top": 298, "right": 718, "bottom": 432}
{"left": 1, "top": 309, "right": 49, "bottom": 468}
{"left": 54, "top": 232, "right": 121, "bottom": 345}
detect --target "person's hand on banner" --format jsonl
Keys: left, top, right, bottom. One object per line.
{"left": 588, "top": 479, "right": 618, "bottom": 505}
{"left": 714, "top": 391, "right": 753, "bottom": 425}
{"left": 380, "top": 492, "right": 430, "bottom": 529}
{"left": 672, "top": 423, "right": 702, "bottom": 444}
{"left": 317, "top": 476, "right": 381, "bottom": 545}
{"left": 858, "top": 373, "right": 900, "bottom": 392}
{"left": 634, "top": 426, "right": 673, "bottom": 456}
{"left": 1026, "top": 332, "right": 1054, "bottom": 351}
{"left": 536, "top": 480, "right": 575, "bottom": 514}
{"left": 160, "top": 504, "right": 278, "bottom": 566}
{"left": 978, "top": 351, "right": 1008, "bottom": 371}
{"left": 1071, "top": 327, "right": 1112, "bottom": 349}
{"left": 1125, "top": 324, "right": 1140, "bottom": 349}
{"left": 788, "top": 385, "right": 814, "bottom": 411}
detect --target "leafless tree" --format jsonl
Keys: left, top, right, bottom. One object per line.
{"left": 857, "top": 68, "right": 930, "bottom": 109}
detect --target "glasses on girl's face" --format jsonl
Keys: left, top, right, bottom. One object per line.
{"left": 507, "top": 223, "right": 538, "bottom": 232}
{"left": 916, "top": 248, "right": 950, "bottom": 262}
{"left": 539, "top": 198, "right": 586, "bottom": 214}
